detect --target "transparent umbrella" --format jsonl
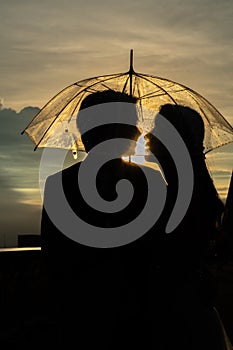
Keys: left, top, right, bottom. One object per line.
{"left": 21, "top": 50, "right": 233, "bottom": 156}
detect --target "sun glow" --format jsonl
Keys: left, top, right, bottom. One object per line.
{"left": 122, "top": 133, "right": 146, "bottom": 164}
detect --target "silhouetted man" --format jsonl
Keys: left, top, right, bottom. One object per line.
{"left": 41, "top": 90, "right": 166, "bottom": 348}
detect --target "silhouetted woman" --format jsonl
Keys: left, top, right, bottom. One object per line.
{"left": 146, "top": 104, "right": 227, "bottom": 350}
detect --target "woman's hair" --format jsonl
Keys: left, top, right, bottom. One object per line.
{"left": 150, "top": 104, "right": 223, "bottom": 249}
{"left": 159, "top": 104, "right": 205, "bottom": 156}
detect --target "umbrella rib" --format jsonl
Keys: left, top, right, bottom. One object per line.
{"left": 139, "top": 88, "right": 187, "bottom": 100}
{"left": 21, "top": 82, "right": 79, "bottom": 134}
{"left": 205, "top": 140, "right": 233, "bottom": 154}
{"left": 136, "top": 74, "right": 233, "bottom": 134}
{"left": 71, "top": 72, "right": 126, "bottom": 98}
{"left": 139, "top": 72, "right": 233, "bottom": 130}
{"left": 141, "top": 74, "right": 233, "bottom": 151}
{"left": 73, "top": 72, "right": 126, "bottom": 92}
{"left": 66, "top": 72, "right": 127, "bottom": 112}
{"left": 33, "top": 73, "right": 127, "bottom": 149}
{"left": 138, "top": 90, "right": 165, "bottom": 99}
{"left": 33, "top": 115, "right": 61, "bottom": 151}
{"left": 122, "top": 76, "right": 130, "bottom": 94}
{"left": 24, "top": 72, "right": 126, "bottom": 134}
{"left": 81, "top": 86, "right": 99, "bottom": 93}
{"left": 136, "top": 73, "right": 179, "bottom": 105}
{"left": 185, "top": 86, "right": 233, "bottom": 130}
{"left": 187, "top": 89, "right": 212, "bottom": 125}
{"left": 185, "top": 85, "right": 233, "bottom": 151}
{"left": 67, "top": 91, "right": 87, "bottom": 122}
{"left": 99, "top": 82, "right": 116, "bottom": 90}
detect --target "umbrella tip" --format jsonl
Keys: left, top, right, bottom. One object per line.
{"left": 130, "top": 49, "right": 134, "bottom": 72}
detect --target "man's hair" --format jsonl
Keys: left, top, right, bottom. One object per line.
{"left": 77, "top": 90, "right": 140, "bottom": 153}
{"left": 79, "top": 90, "right": 137, "bottom": 111}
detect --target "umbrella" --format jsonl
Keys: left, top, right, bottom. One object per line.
{"left": 21, "top": 50, "right": 233, "bottom": 156}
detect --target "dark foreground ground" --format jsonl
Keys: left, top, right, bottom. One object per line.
{"left": 210, "top": 262, "right": 233, "bottom": 345}
{"left": 0, "top": 248, "right": 232, "bottom": 348}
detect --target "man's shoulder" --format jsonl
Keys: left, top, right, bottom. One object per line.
{"left": 46, "top": 162, "right": 81, "bottom": 182}
{"left": 127, "top": 161, "right": 167, "bottom": 184}
{"left": 140, "top": 161, "right": 167, "bottom": 185}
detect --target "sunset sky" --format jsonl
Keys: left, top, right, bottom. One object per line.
{"left": 0, "top": 0, "right": 232, "bottom": 247}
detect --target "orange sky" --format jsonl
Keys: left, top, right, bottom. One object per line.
{"left": 0, "top": 0, "right": 232, "bottom": 246}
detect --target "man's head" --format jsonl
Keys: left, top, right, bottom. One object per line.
{"left": 77, "top": 90, "right": 140, "bottom": 154}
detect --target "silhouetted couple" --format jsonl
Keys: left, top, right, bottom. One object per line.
{"left": 41, "top": 91, "right": 225, "bottom": 349}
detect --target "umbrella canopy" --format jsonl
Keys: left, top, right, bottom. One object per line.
{"left": 22, "top": 50, "right": 233, "bottom": 155}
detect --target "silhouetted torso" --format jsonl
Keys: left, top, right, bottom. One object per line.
{"left": 41, "top": 158, "right": 165, "bottom": 348}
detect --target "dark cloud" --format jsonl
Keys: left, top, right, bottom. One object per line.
{"left": 0, "top": 107, "right": 40, "bottom": 143}
{"left": 0, "top": 107, "right": 42, "bottom": 189}
{"left": 0, "top": 168, "right": 42, "bottom": 247}
{"left": 0, "top": 107, "right": 42, "bottom": 246}
{"left": 0, "top": 105, "right": 80, "bottom": 246}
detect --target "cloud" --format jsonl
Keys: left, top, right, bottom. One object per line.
{"left": 0, "top": 107, "right": 43, "bottom": 191}
{"left": 0, "top": 107, "right": 42, "bottom": 245}
{"left": 0, "top": 167, "right": 42, "bottom": 246}
{"left": 0, "top": 106, "right": 80, "bottom": 246}
{"left": 0, "top": 0, "right": 233, "bottom": 116}
{"left": 206, "top": 144, "right": 233, "bottom": 199}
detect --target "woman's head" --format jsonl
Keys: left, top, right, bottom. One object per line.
{"left": 146, "top": 104, "right": 205, "bottom": 157}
